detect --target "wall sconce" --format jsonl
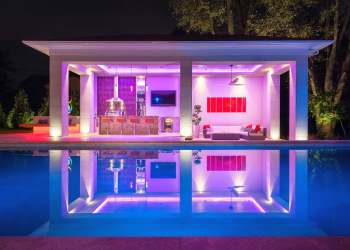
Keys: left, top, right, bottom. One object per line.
{"left": 146, "top": 85, "right": 148, "bottom": 91}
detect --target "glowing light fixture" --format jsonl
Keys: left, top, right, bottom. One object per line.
{"left": 229, "top": 65, "right": 239, "bottom": 85}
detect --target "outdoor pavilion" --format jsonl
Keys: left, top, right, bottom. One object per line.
{"left": 23, "top": 35, "right": 333, "bottom": 140}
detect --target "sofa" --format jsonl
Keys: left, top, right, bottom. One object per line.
{"left": 203, "top": 125, "right": 266, "bottom": 139}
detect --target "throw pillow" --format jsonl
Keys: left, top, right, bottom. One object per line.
{"left": 254, "top": 124, "right": 261, "bottom": 132}
{"left": 247, "top": 124, "right": 252, "bottom": 129}
{"left": 203, "top": 125, "right": 211, "bottom": 129}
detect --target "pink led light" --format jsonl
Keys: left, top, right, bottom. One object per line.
{"left": 91, "top": 196, "right": 267, "bottom": 213}
{"left": 95, "top": 65, "right": 264, "bottom": 75}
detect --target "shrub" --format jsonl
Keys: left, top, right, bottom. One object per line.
{"left": 7, "top": 89, "right": 34, "bottom": 128}
{"left": 0, "top": 102, "right": 6, "bottom": 128}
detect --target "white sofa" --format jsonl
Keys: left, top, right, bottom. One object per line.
{"left": 205, "top": 125, "right": 249, "bottom": 136}
{"left": 203, "top": 125, "right": 266, "bottom": 139}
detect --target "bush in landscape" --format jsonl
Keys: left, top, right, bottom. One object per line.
{"left": 0, "top": 102, "right": 6, "bottom": 128}
{"left": 7, "top": 89, "right": 34, "bottom": 128}
{"left": 38, "top": 90, "right": 49, "bottom": 116}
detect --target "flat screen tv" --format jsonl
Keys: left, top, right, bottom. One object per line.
{"left": 151, "top": 91, "right": 176, "bottom": 107}
{"left": 150, "top": 162, "right": 176, "bottom": 178}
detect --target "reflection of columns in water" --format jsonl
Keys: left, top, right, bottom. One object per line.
{"left": 49, "top": 150, "right": 69, "bottom": 219}
{"left": 80, "top": 150, "right": 97, "bottom": 203}
{"left": 264, "top": 150, "right": 280, "bottom": 201}
{"left": 289, "top": 150, "right": 308, "bottom": 218}
{"left": 180, "top": 150, "right": 192, "bottom": 218}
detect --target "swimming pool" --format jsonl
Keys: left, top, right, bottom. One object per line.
{"left": 1, "top": 146, "right": 349, "bottom": 237}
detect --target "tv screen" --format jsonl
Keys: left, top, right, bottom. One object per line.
{"left": 150, "top": 162, "right": 176, "bottom": 178}
{"left": 151, "top": 91, "right": 176, "bottom": 106}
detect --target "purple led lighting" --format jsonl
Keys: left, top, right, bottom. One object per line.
{"left": 95, "top": 65, "right": 265, "bottom": 75}
{"left": 90, "top": 195, "right": 267, "bottom": 213}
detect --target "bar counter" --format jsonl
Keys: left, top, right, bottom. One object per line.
{"left": 99, "top": 116, "right": 159, "bottom": 135}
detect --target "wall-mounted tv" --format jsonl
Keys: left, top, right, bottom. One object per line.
{"left": 151, "top": 91, "right": 176, "bottom": 107}
{"left": 150, "top": 162, "right": 176, "bottom": 178}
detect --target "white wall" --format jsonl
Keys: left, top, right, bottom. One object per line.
{"left": 145, "top": 77, "right": 180, "bottom": 117}
{"left": 192, "top": 76, "right": 264, "bottom": 128}
{"left": 192, "top": 150, "right": 263, "bottom": 192}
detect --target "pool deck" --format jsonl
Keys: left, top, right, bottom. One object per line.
{"left": 0, "top": 133, "right": 349, "bottom": 147}
{"left": 1, "top": 236, "right": 349, "bottom": 250}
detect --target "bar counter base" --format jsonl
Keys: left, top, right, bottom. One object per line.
{"left": 99, "top": 116, "right": 159, "bottom": 135}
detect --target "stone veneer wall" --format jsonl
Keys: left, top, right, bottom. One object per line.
{"left": 97, "top": 77, "right": 114, "bottom": 116}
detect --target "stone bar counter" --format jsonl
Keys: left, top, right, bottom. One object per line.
{"left": 99, "top": 116, "right": 159, "bottom": 135}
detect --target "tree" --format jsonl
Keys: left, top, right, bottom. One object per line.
{"left": 168, "top": 0, "right": 259, "bottom": 35}
{"left": 0, "top": 102, "right": 7, "bottom": 128}
{"left": 7, "top": 89, "right": 34, "bottom": 128}
{"left": 38, "top": 89, "right": 49, "bottom": 116}
{"left": 69, "top": 90, "right": 80, "bottom": 116}
{"left": 250, "top": 0, "right": 350, "bottom": 137}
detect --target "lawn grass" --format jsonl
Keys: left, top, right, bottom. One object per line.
{"left": 0, "top": 128, "right": 33, "bottom": 134}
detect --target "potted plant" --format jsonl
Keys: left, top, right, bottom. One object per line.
{"left": 192, "top": 104, "right": 202, "bottom": 138}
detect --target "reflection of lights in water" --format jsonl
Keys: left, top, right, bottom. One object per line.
{"left": 130, "top": 182, "right": 133, "bottom": 188}
{"left": 156, "top": 165, "right": 159, "bottom": 168}
{"left": 109, "top": 159, "right": 114, "bottom": 168}
{"left": 146, "top": 182, "right": 148, "bottom": 189}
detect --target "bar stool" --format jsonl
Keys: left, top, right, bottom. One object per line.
{"left": 130, "top": 118, "right": 139, "bottom": 135}
{"left": 102, "top": 118, "right": 112, "bottom": 135}
{"left": 116, "top": 118, "right": 126, "bottom": 135}
{"left": 145, "top": 118, "right": 154, "bottom": 135}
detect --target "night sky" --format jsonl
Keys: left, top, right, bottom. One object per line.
{"left": 0, "top": 0, "right": 177, "bottom": 89}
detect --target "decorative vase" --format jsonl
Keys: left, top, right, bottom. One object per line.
{"left": 194, "top": 125, "right": 200, "bottom": 138}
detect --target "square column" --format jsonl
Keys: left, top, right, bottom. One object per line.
{"left": 80, "top": 74, "right": 95, "bottom": 133}
{"left": 50, "top": 60, "right": 69, "bottom": 137}
{"left": 49, "top": 150, "right": 69, "bottom": 220}
{"left": 289, "top": 150, "right": 308, "bottom": 219}
{"left": 180, "top": 61, "right": 192, "bottom": 137}
{"left": 289, "top": 60, "right": 308, "bottom": 140}
{"left": 80, "top": 150, "right": 97, "bottom": 203}
{"left": 180, "top": 150, "right": 192, "bottom": 218}
{"left": 264, "top": 150, "right": 280, "bottom": 200}
{"left": 266, "top": 72, "right": 280, "bottom": 139}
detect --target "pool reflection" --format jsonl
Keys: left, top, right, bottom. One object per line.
{"left": 36, "top": 148, "right": 316, "bottom": 236}
{"left": 47, "top": 149, "right": 307, "bottom": 215}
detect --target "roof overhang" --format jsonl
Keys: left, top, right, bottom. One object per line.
{"left": 23, "top": 40, "right": 333, "bottom": 57}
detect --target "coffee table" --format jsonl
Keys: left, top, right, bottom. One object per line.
{"left": 211, "top": 133, "right": 241, "bottom": 140}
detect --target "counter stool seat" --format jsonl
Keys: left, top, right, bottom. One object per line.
{"left": 116, "top": 118, "right": 126, "bottom": 135}
{"left": 102, "top": 118, "right": 112, "bottom": 135}
{"left": 130, "top": 119, "right": 139, "bottom": 135}
{"left": 145, "top": 118, "right": 154, "bottom": 135}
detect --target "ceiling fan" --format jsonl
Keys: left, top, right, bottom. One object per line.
{"left": 229, "top": 65, "right": 239, "bottom": 85}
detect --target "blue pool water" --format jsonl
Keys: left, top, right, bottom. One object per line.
{"left": 0, "top": 147, "right": 350, "bottom": 236}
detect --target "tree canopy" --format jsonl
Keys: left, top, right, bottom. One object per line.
{"left": 169, "top": 0, "right": 350, "bottom": 138}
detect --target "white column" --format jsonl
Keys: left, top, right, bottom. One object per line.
{"left": 80, "top": 150, "right": 97, "bottom": 203}
{"left": 289, "top": 150, "right": 308, "bottom": 219}
{"left": 50, "top": 60, "right": 69, "bottom": 137}
{"left": 180, "top": 61, "right": 192, "bottom": 137}
{"left": 264, "top": 150, "right": 280, "bottom": 200}
{"left": 266, "top": 73, "right": 280, "bottom": 139}
{"left": 49, "top": 150, "right": 69, "bottom": 220}
{"left": 80, "top": 73, "right": 95, "bottom": 134}
{"left": 180, "top": 150, "right": 192, "bottom": 217}
{"left": 289, "top": 59, "right": 308, "bottom": 140}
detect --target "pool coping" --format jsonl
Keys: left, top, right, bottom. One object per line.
{"left": 0, "top": 140, "right": 349, "bottom": 147}
{"left": 1, "top": 236, "right": 350, "bottom": 249}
